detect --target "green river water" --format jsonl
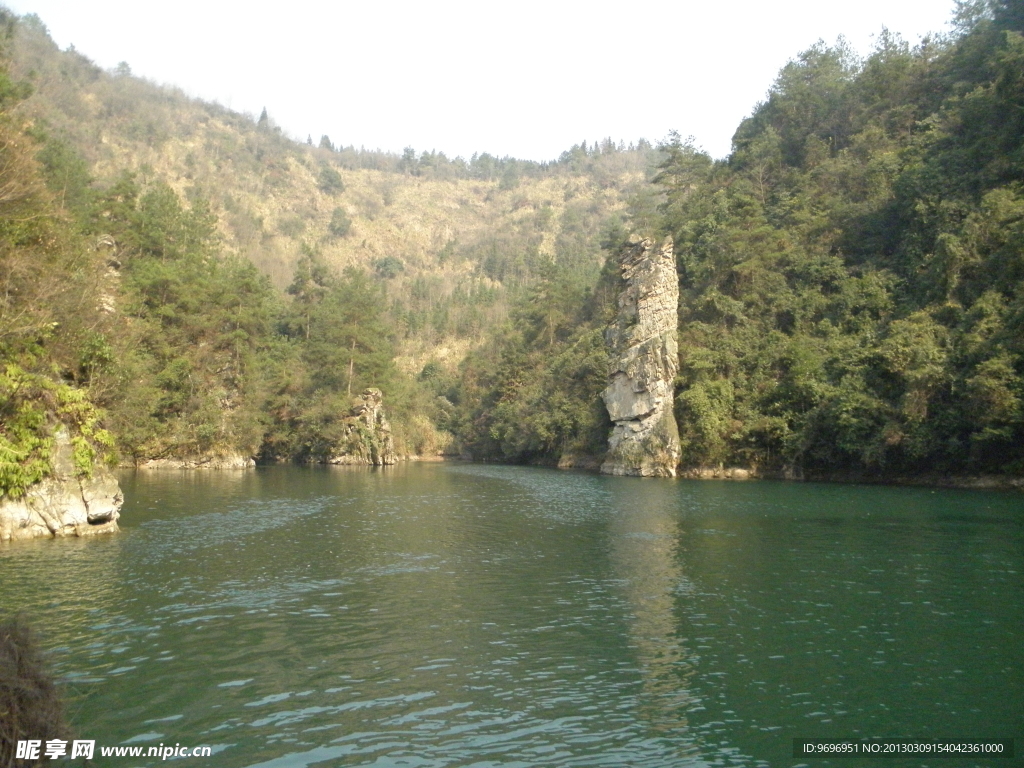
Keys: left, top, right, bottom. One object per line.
{"left": 0, "top": 463, "right": 1021, "bottom": 767}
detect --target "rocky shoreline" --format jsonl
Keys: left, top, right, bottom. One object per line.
{"left": 599, "top": 460, "right": 1024, "bottom": 491}
{"left": 130, "top": 454, "right": 256, "bottom": 470}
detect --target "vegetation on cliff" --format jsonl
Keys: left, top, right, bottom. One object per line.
{"left": 0, "top": 17, "right": 116, "bottom": 497}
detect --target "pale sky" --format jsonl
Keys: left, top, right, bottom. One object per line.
{"left": 4, "top": 0, "right": 957, "bottom": 161}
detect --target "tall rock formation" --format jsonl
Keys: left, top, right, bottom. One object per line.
{"left": 601, "top": 236, "right": 681, "bottom": 477}
{"left": 0, "top": 430, "right": 122, "bottom": 542}
{"left": 327, "top": 388, "right": 397, "bottom": 466}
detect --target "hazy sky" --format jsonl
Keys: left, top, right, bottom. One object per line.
{"left": 5, "top": 0, "right": 957, "bottom": 161}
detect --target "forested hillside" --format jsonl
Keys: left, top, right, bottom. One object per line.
{"left": 5, "top": 14, "right": 656, "bottom": 371}
{"left": 662, "top": 0, "right": 1024, "bottom": 477}
{"left": 451, "top": 0, "right": 1024, "bottom": 479}
{"left": 0, "top": 5, "right": 657, "bottom": 492}
{"left": 2, "top": 0, "right": 1022, "bottom": 496}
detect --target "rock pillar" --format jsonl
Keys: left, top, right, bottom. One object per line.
{"left": 328, "top": 388, "right": 397, "bottom": 466}
{"left": 601, "top": 236, "right": 681, "bottom": 477}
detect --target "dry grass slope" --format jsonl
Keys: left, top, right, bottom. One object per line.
{"left": 7, "top": 13, "right": 659, "bottom": 373}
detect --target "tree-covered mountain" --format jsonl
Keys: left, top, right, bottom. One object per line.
{"left": 2, "top": 0, "right": 1022, "bottom": 500}
{"left": 0, "top": 4, "right": 658, "bottom": 493}
{"left": 661, "top": 0, "right": 1024, "bottom": 477}
{"left": 5, "top": 13, "right": 654, "bottom": 353}
{"left": 452, "top": 0, "right": 1024, "bottom": 479}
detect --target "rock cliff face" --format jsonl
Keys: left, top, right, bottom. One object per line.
{"left": 327, "top": 388, "right": 397, "bottom": 466}
{"left": 0, "top": 430, "right": 122, "bottom": 542}
{"left": 601, "top": 236, "right": 681, "bottom": 477}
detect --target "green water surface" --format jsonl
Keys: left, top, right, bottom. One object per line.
{"left": 1, "top": 463, "right": 1020, "bottom": 767}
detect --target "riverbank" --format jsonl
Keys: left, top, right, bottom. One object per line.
{"left": 117, "top": 451, "right": 1024, "bottom": 493}
{"left": 681, "top": 465, "right": 1024, "bottom": 491}
{"left": 558, "top": 457, "right": 1023, "bottom": 491}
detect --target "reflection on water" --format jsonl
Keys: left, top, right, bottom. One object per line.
{"left": 607, "top": 480, "right": 697, "bottom": 742}
{"left": 0, "top": 464, "right": 1020, "bottom": 768}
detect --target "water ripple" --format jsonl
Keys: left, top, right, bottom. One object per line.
{"left": 1, "top": 464, "right": 1019, "bottom": 768}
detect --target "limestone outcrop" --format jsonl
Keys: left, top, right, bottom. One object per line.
{"left": 0, "top": 430, "right": 122, "bottom": 542}
{"left": 327, "top": 388, "right": 397, "bottom": 466}
{"left": 601, "top": 236, "right": 681, "bottom": 477}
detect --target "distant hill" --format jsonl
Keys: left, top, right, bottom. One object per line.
{"left": 6, "top": 13, "right": 661, "bottom": 372}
